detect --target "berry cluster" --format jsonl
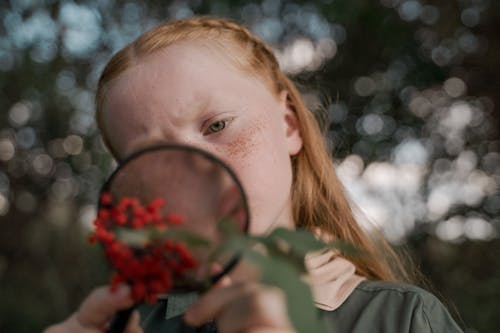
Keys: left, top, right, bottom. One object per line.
{"left": 88, "top": 193, "right": 197, "bottom": 303}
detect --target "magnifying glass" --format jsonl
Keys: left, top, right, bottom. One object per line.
{"left": 89, "top": 144, "right": 250, "bottom": 333}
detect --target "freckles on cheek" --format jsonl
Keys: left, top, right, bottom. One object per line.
{"left": 225, "top": 120, "right": 264, "bottom": 158}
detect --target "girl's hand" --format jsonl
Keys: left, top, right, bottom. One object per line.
{"left": 43, "top": 285, "right": 142, "bottom": 333}
{"left": 184, "top": 282, "right": 296, "bottom": 333}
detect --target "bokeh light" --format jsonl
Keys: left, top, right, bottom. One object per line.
{"left": 0, "top": 1, "right": 498, "bottom": 331}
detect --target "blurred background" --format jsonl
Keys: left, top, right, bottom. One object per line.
{"left": 0, "top": 0, "right": 499, "bottom": 331}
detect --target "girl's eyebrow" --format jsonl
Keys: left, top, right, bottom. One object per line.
{"left": 122, "top": 138, "right": 168, "bottom": 160}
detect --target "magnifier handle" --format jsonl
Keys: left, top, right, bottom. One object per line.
{"left": 107, "top": 307, "right": 134, "bottom": 333}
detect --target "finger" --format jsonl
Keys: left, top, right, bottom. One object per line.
{"left": 247, "top": 329, "right": 296, "bottom": 333}
{"left": 44, "top": 315, "right": 102, "bottom": 333}
{"left": 42, "top": 323, "right": 65, "bottom": 333}
{"left": 214, "top": 275, "right": 232, "bottom": 288}
{"left": 76, "top": 285, "right": 134, "bottom": 329}
{"left": 124, "top": 310, "right": 143, "bottom": 333}
{"left": 210, "top": 262, "right": 233, "bottom": 288}
{"left": 216, "top": 286, "right": 292, "bottom": 333}
{"left": 184, "top": 283, "right": 259, "bottom": 326}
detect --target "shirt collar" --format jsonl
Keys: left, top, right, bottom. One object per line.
{"left": 304, "top": 250, "right": 365, "bottom": 311}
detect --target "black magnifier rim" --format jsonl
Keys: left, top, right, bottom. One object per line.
{"left": 96, "top": 143, "right": 250, "bottom": 292}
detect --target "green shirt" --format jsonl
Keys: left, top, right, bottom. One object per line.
{"left": 323, "top": 280, "right": 463, "bottom": 332}
{"left": 138, "top": 280, "right": 464, "bottom": 332}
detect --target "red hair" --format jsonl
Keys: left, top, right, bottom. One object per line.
{"left": 96, "top": 17, "right": 414, "bottom": 282}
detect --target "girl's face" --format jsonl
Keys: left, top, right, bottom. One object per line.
{"left": 101, "top": 42, "right": 302, "bottom": 234}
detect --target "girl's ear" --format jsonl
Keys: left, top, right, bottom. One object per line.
{"left": 279, "top": 90, "right": 303, "bottom": 156}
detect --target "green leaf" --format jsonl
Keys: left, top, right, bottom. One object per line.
{"left": 267, "top": 228, "right": 327, "bottom": 256}
{"left": 264, "top": 239, "right": 307, "bottom": 273}
{"left": 208, "top": 234, "right": 255, "bottom": 262}
{"left": 116, "top": 228, "right": 152, "bottom": 247}
{"left": 243, "top": 250, "right": 328, "bottom": 333}
{"left": 267, "top": 228, "right": 363, "bottom": 257}
{"left": 159, "top": 229, "right": 212, "bottom": 248}
{"left": 217, "top": 217, "right": 244, "bottom": 236}
{"left": 115, "top": 226, "right": 212, "bottom": 249}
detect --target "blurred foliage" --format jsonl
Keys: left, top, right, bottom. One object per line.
{"left": 0, "top": 0, "right": 499, "bottom": 332}
{"left": 404, "top": 230, "right": 500, "bottom": 333}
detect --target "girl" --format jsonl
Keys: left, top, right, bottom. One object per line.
{"left": 45, "top": 17, "right": 463, "bottom": 333}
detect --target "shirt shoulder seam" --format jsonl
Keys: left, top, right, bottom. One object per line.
{"left": 355, "top": 282, "right": 428, "bottom": 296}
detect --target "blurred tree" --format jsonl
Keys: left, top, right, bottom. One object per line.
{"left": 0, "top": 0, "right": 498, "bottom": 332}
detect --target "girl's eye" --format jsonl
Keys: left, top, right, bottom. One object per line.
{"left": 206, "top": 119, "right": 228, "bottom": 134}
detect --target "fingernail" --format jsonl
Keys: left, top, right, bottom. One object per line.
{"left": 113, "top": 284, "right": 130, "bottom": 297}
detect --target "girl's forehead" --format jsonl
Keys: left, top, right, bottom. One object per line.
{"left": 105, "top": 42, "right": 270, "bottom": 107}
{"left": 109, "top": 43, "right": 246, "bottom": 95}
{"left": 138, "top": 40, "right": 245, "bottom": 74}
{"left": 102, "top": 42, "right": 276, "bottom": 128}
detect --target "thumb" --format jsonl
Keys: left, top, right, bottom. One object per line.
{"left": 76, "top": 284, "right": 134, "bottom": 329}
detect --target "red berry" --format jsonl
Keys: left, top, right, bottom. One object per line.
{"left": 98, "top": 209, "right": 110, "bottom": 220}
{"left": 87, "top": 234, "right": 97, "bottom": 244}
{"left": 132, "top": 282, "right": 146, "bottom": 301}
{"left": 166, "top": 214, "right": 184, "bottom": 225}
{"left": 148, "top": 197, "right": 165, "bottom": 211}
{"left": 100, "top": 192, "right": 112, "bottom": 206}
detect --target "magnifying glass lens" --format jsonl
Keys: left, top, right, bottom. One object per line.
{"left": 91, "top": 145, "right": 249, "bottom": 302}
